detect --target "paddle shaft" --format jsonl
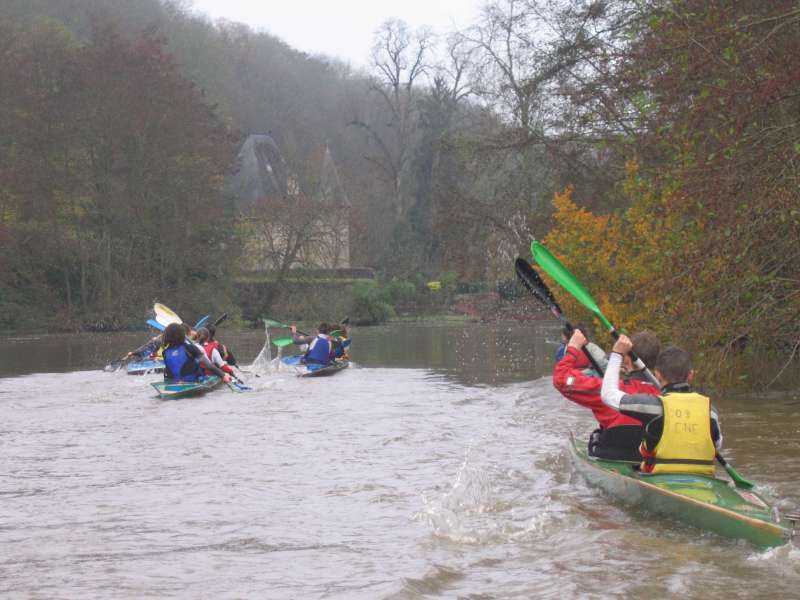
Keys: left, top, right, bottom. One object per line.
{"left": 514, "top": 258, "right": 605, "bottom": 375}
{"left": 266, "top": 316, "right": 348, "bottom": 339}
{"left": 530, "top": 242, "right": 659, "bottom": 387}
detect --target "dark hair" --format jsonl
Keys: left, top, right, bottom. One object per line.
{"left": 207, "top": 324, "right": 216, "bottom": 340}
{"left": 655, "top": 346, "right": 692, "bottom": 383}
{"left": 181, "top": 323, "right": 191, "bottom": 335}
{"left": 631, "top": 331, "right": 660, "bottom": 369}
{"left": 164, "top": 322, "right": 185, "bottom": 347}
{"left": 197, "top": 327, "right": 210, "bottom": 344}
{"left": 564, "top": 322, "right": 591, "bottom": 338}
{"left": 318, "top": 322, "right": 331, "bottom": 334}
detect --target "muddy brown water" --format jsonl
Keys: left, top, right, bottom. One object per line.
{"left": 1, "top": 322, "right": 798, "bottom": 598}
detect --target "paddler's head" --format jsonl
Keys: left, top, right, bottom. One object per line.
{"left": 625, "top": 331, "right": 660, "bottom": 373}
{"left": 318, "top": 323, "right": 331, "bottom": 335}
{"left": 197, "top": 328, "right": 211, "bottom": 344}
{"left": 164, "top": 322, "right": 185, "bottom": 347}
{"left": 654, "top": 346, "right": 694, "bottom": 386}
{"left": 181, "top": 322, "right": 197, "bottom": 340}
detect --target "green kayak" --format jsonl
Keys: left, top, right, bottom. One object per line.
{"left": 568, "top": 434, "right": 796, "bottom": 547}
{"left": 151, "top": 376, "right": 222, "bottom": 400}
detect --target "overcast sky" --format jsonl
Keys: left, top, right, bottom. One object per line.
{"left": 189, "top": 0, "right": 481, "bottom": 67}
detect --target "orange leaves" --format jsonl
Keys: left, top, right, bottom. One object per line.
{"left": 541, "top": 178, "right": 674, "bottom": 346}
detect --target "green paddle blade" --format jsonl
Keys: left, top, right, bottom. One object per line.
{"left": 263, "top": 318, "right": 289, "bottom": 328}
{"left": 271, "top": 337, "right": 294, "bottom": 347}
{"left": 531, "top": 241, "right": 613, "bottom": 331}
{"left": 716, "top": 453, "right": 755, "bottom": 489}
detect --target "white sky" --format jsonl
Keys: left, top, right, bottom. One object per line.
{"left": 189, "top": 0, "right": 482, "bottom": 67}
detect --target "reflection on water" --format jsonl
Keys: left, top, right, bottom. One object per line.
{"left": 0, "top": 321, "right": 798, "bottom": 598}
{"left": 0, "top": 320, "right": 560, "bottom": 383}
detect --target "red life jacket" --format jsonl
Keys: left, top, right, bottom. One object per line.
{"left": 201, "top": 340, "right": 232, "bottom": 375}
{"left": 204, "top": 340, "right": 221, "bottom": 360}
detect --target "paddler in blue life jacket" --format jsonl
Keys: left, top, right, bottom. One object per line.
{"left": 126, "top": 333, "right": 163, "bottom": 360}
{"left": 601, "top": 335, "right": 722, "bottom": 475}
{"left": 331, "top": 324, "right": 351, "bottom": 360}
{"left": 162, "top": 323, "right": 232, "bottom": 384}
{"left": 290, "top": 322, "right": 333, "bottom": 366}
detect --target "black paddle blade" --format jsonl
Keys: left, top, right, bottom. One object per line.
{"left": 213, "top": 313, "right": 228, "bottom": 327}
{"left": 514, "top": 258, "right": 564, "bottom": 315}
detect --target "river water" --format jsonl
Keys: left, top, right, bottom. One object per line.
{"left": 1, "top": 321, "right": 798, "bottom": 599}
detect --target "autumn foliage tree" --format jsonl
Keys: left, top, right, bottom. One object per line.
{"left": 542, "top": 1, "right": 800, "bottom": 386}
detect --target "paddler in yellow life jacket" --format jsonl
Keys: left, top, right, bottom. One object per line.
{"left": 600, "top": 336, "right": 722, "bottom": 475}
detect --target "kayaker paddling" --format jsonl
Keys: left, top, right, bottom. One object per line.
{"left": 162, "top": 323, "right": 232, "bottom": 384}
{"left": 207, "top": 324, "right": 237, "bottom": 366}
{"left": 554, "top": 328, "right": 661, "bottom": 462}
{"left": 290, "top": 323, "right": 333, "bottom": 366}
{"left": 601, "top": 335, "right": 721, "bottom": 475}
{"left": 331, "top": 324, "right": 351, "bottom": 361}
{"left": 125, "top": 326, "right": 164, "bottom": 362}
{"left": 196, "top": 327, "right": 236, "bottom": 378}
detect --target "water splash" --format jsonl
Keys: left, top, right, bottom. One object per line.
{"left": 416, "top": 443, "right": 495, "bottom": 543}
{"left": 250, "top": 320, "right": 272, "bottom": 373}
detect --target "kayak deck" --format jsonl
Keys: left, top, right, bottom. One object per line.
{"left": 281, "top": 355, "right": 350, "bottom": 377}
{"left": 151, "top": 376, "right": 222, "bottom": 399}
{"left": 568, "top": 434, "right": 794, "bottom": 547}
{"left": 127, "top": 359, "right": 164, "bottom": 375}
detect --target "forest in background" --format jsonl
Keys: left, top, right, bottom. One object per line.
{"left": 1, "top": 0, "right": 798, "bottom": 387}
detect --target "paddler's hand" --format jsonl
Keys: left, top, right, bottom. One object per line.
{"left": 567, "top": 329, "right": 587, "bottom": 349}
{"left": 611, "top": 334, "right": 633, "bottom": 356}
{"left": 222, "top": 373, "right": 233, "bottom": 384}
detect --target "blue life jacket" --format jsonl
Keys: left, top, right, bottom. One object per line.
{"left": 304, "top": 335, "right": 332, "bottom": 365}
{"left": 333, "top": 338, "right": 351, "bottom": 358}
{"left": 163, "top": 344, "right": 201, "bottom": 382}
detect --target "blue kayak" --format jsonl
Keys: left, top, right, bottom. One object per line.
{"left": 127, "top": 359, "right": 165, "bottom": 375}
{"left": 151, "top": 375, "right": 222, "bottom": 399}
{"left": 281, "top": 355, "right": 350, "bottom": 377}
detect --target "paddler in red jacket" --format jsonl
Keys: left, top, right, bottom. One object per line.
{"left": 553, "top": 328, "right": 661, "bottom": 461}
{"left": 197, "top": 327, "right": 236, "bottom": 377}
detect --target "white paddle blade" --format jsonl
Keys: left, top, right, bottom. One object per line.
{"left": 153, "top": 303, "right": 182, "bottom": 326}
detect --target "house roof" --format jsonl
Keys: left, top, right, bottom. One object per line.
{"left": 227, "top": 134, "right": 350, "bottom": 210}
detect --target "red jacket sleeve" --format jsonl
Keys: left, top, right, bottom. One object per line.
{"left": 552, "top": 346, "right": 647, "bottom": 429}
{"left": 552, "top": 346, "right": 603, "bottom": 410}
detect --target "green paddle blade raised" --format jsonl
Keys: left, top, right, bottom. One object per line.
{"left": 263, "top": 318, "right": 289, "bottom": 328}
{"left": 271, "top": 337, "right": 294, "bottom": 347}
{"left": 531, "top": 241, "right": 613, "bottom": 331}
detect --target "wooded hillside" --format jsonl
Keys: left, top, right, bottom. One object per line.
{"left": 1, "top": 0, "right": 798, "bottom": 386}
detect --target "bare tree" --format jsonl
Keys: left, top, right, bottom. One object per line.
{"left": 349, "top": 18, "right": 434, "bottom": 219}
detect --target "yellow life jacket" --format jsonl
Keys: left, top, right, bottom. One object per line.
{"left": 643, "top": 392, "right": 716, "bottom": 476}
